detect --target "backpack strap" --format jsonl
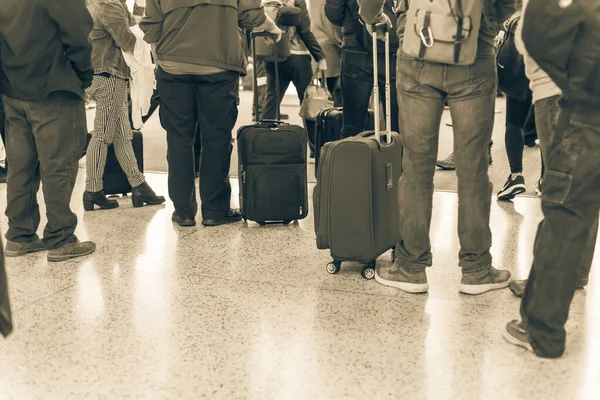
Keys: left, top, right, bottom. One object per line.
{"left": 418, "top": 11, "right": 433, "bottom": 59}
{"left": 453, "top": 0, "right": 464, "bottom": 64}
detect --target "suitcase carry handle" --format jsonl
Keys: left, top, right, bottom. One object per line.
{"left": 251, "top": 31, "right": 282, "bottom": 121}
{"left": 372, "top": 24, "right": 392, "bottom": 146}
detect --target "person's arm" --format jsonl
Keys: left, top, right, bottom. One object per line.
{"left": 99, "top": 1, "right": 137, "bottom": 52}
{"left": 357, "top": 0, "right": 386, "bottom": 26}
{"left": 295, "top": 0, "right": 325, "bottom": 62}
{"left": 238, "top": 0, "right": 268, "bottom": 29}
{"left": 39, "top": 0, "right": 94, "bottom": 88}
{"left": 324, "top": 0, "right": 346, "bottom": 27}
{"left": 140, "top": 0, "right": 163, "bottom": 44}
{"left": 495, "top": 0, "right": 517, "bottom": 31}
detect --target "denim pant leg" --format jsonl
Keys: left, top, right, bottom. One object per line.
{"left": 521, "top": 104, "right": 600, "bottom": 358}
{"left": 446, "top": 53, "right": 496, "bottom": 273}
{"left": 196, "top": 72, "right": 239, "bottom": 219}
{"left": 3, "top": 96, "right": 42, "bottom": 243}
{"left": 394, "top": 54, "right": 446, "bottom": 272}
{"left": 377, "top": 53, "right": 399, "bottom": 133}
{"left": 31, "top": 92, "right": 86, "bottom": 249}
{"left": 157, "top": 69, "right": 199, "bottom": 219}
{"left": 535, "top": 95, "right": 597, "bottom": 285}
{"left": 340, "top": 50, "right": 373, "bottom": 138}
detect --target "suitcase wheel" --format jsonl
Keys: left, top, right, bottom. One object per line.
{"left": 283, "top": 220, "right": 292, "bottom": 225}
{"left": 326, "top": 261, "right": 341, "bottom": 275}
{"left": 258, "top": 221, "right": 266, "bottom": 226}
{"left": 362, "top": 265, "right": 375, "bottom": 280}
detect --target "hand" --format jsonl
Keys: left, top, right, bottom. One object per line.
{"left": 317, "top": 59, "right": 328, "bottom": 71}
{"left": 366, "top": 13, "right": 393, "bottom": 41}
{"left": 262, "top": 15, "right": 284, "bottom": 43}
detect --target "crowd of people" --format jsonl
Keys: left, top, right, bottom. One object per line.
{"left": 0, "top": 0, "right": 599, "bottom": 361}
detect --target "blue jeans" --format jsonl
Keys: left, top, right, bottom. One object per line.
{"left": 340, "top": 50, "right": 399, "bottom": 138}
{"left": 521, "top": 100, "right": 600, "bottom": 358}
{"left": 3, "top": 92, "right": 87, "bottom": 249}
{"left": 395, "top": 44, "right": 497, "bottom": 274}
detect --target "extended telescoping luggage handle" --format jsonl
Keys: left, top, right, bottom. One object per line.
{"left": 372, "top": 23, "right": 392, "bottom": 145}
{"left": 251, "top": 31, "right": 282, "bottom": 121}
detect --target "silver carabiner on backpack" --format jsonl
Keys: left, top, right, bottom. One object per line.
{"left": 419, "top": 26, "right": 434, "bottom": 48}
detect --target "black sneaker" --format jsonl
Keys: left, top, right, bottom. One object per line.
{"left": 504, "top": 320, "right": 534, "bottom": 353}
{"left": 535, "top": 177, "right": 543, "bottom": 197}
{"left": 47, "top": 240, "right": 96, "bottom": 262}
{"left": 497, "top": 174, "right": 526, "bottom": 201}
{"left": 202, "top": 209, "right": 243, "bottom": 227}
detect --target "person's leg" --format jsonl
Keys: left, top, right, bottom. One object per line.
{"left": 262, "top": 60, "right": 292, "bottom": 120}
{"left": 340, "top": 50, "right": 373, "bottom": 138}
{"left": 0, "top": 98, "right": 7, "bottom": 174}
{"left": 326, "top": 76, "right": 342, "bottom": 107}
{"left": 141, "top": 88, "right": 160, "bottom": 125}
{"left": 524, "top": 104, "right": 538, "bottom": 147}
{"left": 376, "top": 54, "right": 445, "bottom": 294}
{"left": 376, "top": 52, "right": 399, "bottom": 134}
{"left": 518, "top": 104, "right": 600, "bottom": 358}
{"left": 497, "top": 93, "right": 532, "bottom": 200}
{"left": 194, "top": 124, "right": 201, "bottom": 175}
{"left": 156, "top": 68, "right": 199, "bottom": 220}
{"left": 196, "top": 71, "right": 241, "bottom": 225}
{"left": 446, "top": 51, "right": 509, "bottom": 293}
{"left": 85, "top": 75, "right": 124, "bottom": 193}
{"left": 289, "top": 55, "right": 315, "bottom": 154}
{"left": 112, "top": 85, "right": 146, "bottom": 189}
{"left": 29, "top": 92, "right": 88, "bottom": 250}
{"left": 2, "top": 96, "right": 43, "bottom": 252}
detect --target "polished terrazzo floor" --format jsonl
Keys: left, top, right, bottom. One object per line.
{"left": 0, "top": 173, "right": 598, "bottom": 400}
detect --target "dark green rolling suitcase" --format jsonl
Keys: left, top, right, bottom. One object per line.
{"left": 314, "top": 27, "right": 402, "bottom": 279}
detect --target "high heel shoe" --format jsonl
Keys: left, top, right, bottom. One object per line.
{"left": 83, "top": 191, "right": 119, "bottom": 211}
{"left": 131, "top": 182, "right": 166, "bottom": 208}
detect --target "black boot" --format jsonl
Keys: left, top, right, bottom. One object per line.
{"left": 131, "top": 182, "right": 165, "bottom": 208}
{"left": 83, "top": 191, "right": 119, "bottom": 211}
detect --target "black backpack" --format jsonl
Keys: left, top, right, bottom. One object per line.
{"left": 496, "top": 15, "right": 530, "bottom": 101}
{"left": 522, "top": 0, "right": 600, "bottom": 103}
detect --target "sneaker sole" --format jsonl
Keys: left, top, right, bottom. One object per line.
{"left": 436, "top": 164, "right": 455, "bottom": 170}
{"left": 497, "top": 185, "right": 526, "bottom": 201}
{"left": 503, "top": 329, "right": 534, "bottom": 353}
{"left": 5, "top": 247, "right": 45, "bottom": 257}
{"left": 47, "top": 245, "right": 96, "bottom": 263}
{"left": 375, "top": 270, "right": 429, "bottom": 294}
{"left": 459, "top": 280, "right": 510, "bottom": 295}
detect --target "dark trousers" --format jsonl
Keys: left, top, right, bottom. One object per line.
{"left": 263, "top": 54, "right": 316, "bottom": 152}
{"left": 0, "top": 99, "right": 6, "bottom": 168}
{"left": 504, "top": 92, "right": 532, "bottom": 174}
{"left": 521, "top": 100, "right": 600, "bottom": 358}
{"left": 0, "top": 235, "right": 12, "bottom": 338}
{"left": 156, "top": 68, "right": 238, "bottom": 219}
{"left": 340, "top": 50, "right": 399, "bottom": 138}
{"left": 2, "top": 92, "right": 86, "bottom": 249}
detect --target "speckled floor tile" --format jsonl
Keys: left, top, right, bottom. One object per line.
{"left": 0, "top": 172, "right": 598, "bottom": 399}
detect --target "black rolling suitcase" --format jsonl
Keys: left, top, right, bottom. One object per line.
{"left": 237, "top": 31, "right": 309, "bottom": 225}
{"left": 314, "top": 108, "right": 375, "bottom": 175}
{"left": 314, "top": 26, "right": 402, "bottom": 279}
{"left": 83, "top": 130, "right": 144, "bottom": 196}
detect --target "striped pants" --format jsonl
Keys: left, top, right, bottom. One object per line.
{"left": 85, "top": 74, "right": 145, "bottom": 192}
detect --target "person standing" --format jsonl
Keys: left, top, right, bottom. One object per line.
{"left": 84, "top": 0, "right": 165, "bottom": 211}
{"left": 326, "top": 0, "right": 400, "bottom": 138}
{"left": 359, "top": 0, "right": 515, "bottom": 294}
{"left": 0, "top": 0, "right": 96, "bottom": 262}
{"left": 140, "top": 0, "right": 282, "bottom": 227}
{"left": 261, "top": 0, "right": 326, "bottom": 158}
{"left": 310, "top": 0, "right": 343, "bottom": 107}
{"left": 504, "top": 0, "right": 600, "bottom": 358}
